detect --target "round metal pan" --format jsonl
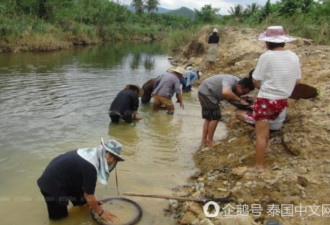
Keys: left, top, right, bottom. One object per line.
{"left": 91, "top": 197, "right": 142, "bottom": 225}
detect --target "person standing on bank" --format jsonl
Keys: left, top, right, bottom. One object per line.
{"left": 198, "top": 74, "right": 254, "bottom": 147}
{"left": 250, "top": 26, "right": 301, "bottom": 173}
{"left": 151, "top": 66, "right": 185, "bottom": 114}
{"left": 37, "top": 138, "right": 124, "bottom": 222}
{"left": 206, "top": 28, "right": 220, "bottom": 70}
{"left": 109, "top": 84, "right": 143, "bottom": 123}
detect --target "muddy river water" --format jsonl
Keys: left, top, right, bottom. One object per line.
{"left": 0, "top": 42, "right": 225, "bottom": 224}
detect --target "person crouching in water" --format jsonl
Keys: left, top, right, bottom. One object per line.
{"left": 109, "top": 84, "right": 143, "bottom": 123}
{"left": 37, "top": 138, "right": 124, "bottom": 222}
{"left": 151, "top": 66, "right": 185, "bottom": 114}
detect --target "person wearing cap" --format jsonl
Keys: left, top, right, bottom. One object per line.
{"left": 198, "top": 73, "right": 255, "bottom": 147}
{"left": 151, "top": 66, "right": 185, "bottom": 114}
{"left": 250, "top": 26, "right": 301, "bottom": 173}
{"left": 109, "top": 84, "right": 143, "bottom": 123}
{"left": 37, "top": 139, "right": 124, "bottom": 222}
{"left": 206, "top": 28, "right": 220, "bottom": 70}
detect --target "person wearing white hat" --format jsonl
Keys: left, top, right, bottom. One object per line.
{"left": 37, "top": 138, "right": 124, "bottom": 222}
{"left": 250, "top": 25, "right": 301, "bottom": 173}
{"left": 206, "top": 28, "right": 219, "bottom": 69}
{"left": 151, "top": 66, "right": 185, "bottom": 114}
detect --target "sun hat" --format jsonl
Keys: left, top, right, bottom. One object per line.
{"left": 101, "top": 138, "right": 124, "bottom": 161}
{"left": 213, "top": 28, "right": 218, "bottom": 33}
{"left": 258, "top": 26, "right": 296, "bottom": 43}
{"left": 169, "top": 66, "right": 185, "bottom": 76}
{"left": 125, "top": 84, "right": 143, "bottom": 97}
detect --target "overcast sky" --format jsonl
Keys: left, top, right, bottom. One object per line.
{"left": 117, "top": 0, "right": 279, "bottom": 15}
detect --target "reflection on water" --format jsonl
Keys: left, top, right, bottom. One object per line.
{"left": 0, "top": 43, "right": 226, "bottom": 225}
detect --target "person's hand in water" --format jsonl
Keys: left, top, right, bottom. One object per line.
{"left": 101, "top": 210, "right": 118, "bottom": 222}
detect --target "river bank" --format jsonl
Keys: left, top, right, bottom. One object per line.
{"left": 166, "top": 25, "right": 330, "bottom": 225}
{"left": 0, "top": 32, "right": 162, "bottom": 54}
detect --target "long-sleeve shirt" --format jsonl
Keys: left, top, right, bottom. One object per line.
{"left": 109, "top": 89, "right": 139, "bottom": 117}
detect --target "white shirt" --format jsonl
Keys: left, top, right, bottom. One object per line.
{"left": 253, "top": 50, "right": 301, "bottom": 99}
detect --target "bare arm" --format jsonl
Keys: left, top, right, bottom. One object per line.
{"left": 84, "top": 193, "right": 117, "bottom": 222}
{"left": 252, "top": 78, "right": 260, "bottom": 90}
{"left": 222, "top": 87, "right": 248, "bottom": 105}
{"left": 133, "top": 111, "right": 141, "bottom": 120}
{"left": 222, "top": 87, "right": 241, "bottom": 101}
{"left": 176, "top": 93, "right": 184, "bottom": 109}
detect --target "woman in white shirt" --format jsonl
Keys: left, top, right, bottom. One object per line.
{"left": 250, "top": 26, "right": 301, "bottom": 172}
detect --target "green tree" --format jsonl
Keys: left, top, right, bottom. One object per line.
{"left": 145, "top": 0, "right": 159, "bottom": 14}
{"left": 228, "top": 4, "right": 244, "bottom": 21}
{"left": 278, "top": 0, "right": 315, "bottom": 15}
{"left": 131, "top": 0, "right": 144, "bottom": 15}
{"left": 244, "top": 3, "right": 260, "bottom": 17}
{"left": 195, "top": 4, "right": 220, "bottom": 23}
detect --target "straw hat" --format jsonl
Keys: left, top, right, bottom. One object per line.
{"left": 258, "top": 26, "right": 296, "bottom": 43}
{"left": 125, "top": 84, "right": 143, "bottom": 97}
{"left": 213, "top": 28, "right": 218, "bottom": 33}
{"left": 168, "top": 66, "right": 185, "bottom": 76}
{"left": 101, "top": 138, "right": 124, "bottom": 161}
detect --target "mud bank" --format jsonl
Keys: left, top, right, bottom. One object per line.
{"left": 166, "top": 26, "right": 330, "bottom": 225}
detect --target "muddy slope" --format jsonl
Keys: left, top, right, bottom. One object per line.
{"left": 167, "top": 25, "right": 330, "bottom": 225}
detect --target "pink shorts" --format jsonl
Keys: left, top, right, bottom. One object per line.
{"left": 253, "top": 98, "right": 288, "bottom": 121}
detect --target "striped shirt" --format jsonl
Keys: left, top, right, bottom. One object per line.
{"left": 253, "top": 50, "right": 301, "bottom": 99}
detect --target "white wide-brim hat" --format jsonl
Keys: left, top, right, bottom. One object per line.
{"left": 258, "top": 26, "right": 296, "bottom": 43}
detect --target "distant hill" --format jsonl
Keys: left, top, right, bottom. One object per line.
{"left": 157, "top": 7, "right": 170, "bottom": 13}
{"left": 124, "top": 5, "right": 221, "bottom": 20}
{"left": 124, "top": 5, "right": 194, "bottom": 19}
{"left": 165, "top": 7, "right": 195, "bottom": 20}
{"left": 124, "top": 5, "right": 170, "bottom": 13}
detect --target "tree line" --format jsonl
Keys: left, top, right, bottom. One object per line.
{"left": 0, "top": 0, "right": 329, "bottom": 53}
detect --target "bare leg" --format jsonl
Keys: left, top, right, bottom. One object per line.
{"left": 235, "top": 110, "right": 247, "bottom": 123}
{"left": 250, "top": 120, "right": 269, "bottom": 172}
{"left": 152, "top": 103, "right": 160, "bottom": 112}
{"left": 201, "top": 120, "right": 209, "bottom": 147}
{"left": 207, "top": 120, "right": 219, "bottom": 146}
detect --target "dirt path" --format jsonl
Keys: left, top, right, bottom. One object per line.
{"left": 167, "top": 26, "right": 330, "bottom": 225}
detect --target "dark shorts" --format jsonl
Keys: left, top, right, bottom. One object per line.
{"left": 40, "top": 189, "right": 87, "bottom": 220}
{"left": 198, "top": 92, "right": 221, "bottom": 121}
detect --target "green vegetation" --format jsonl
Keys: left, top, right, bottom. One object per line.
{"left": 0, "top": 0, "right": 329, "bottom": 53}
{"left": 0, "top": 0, "right": 195, "bottom": 53}
{"left": 224, "top": 0, "right": 330, "bottom": 45}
